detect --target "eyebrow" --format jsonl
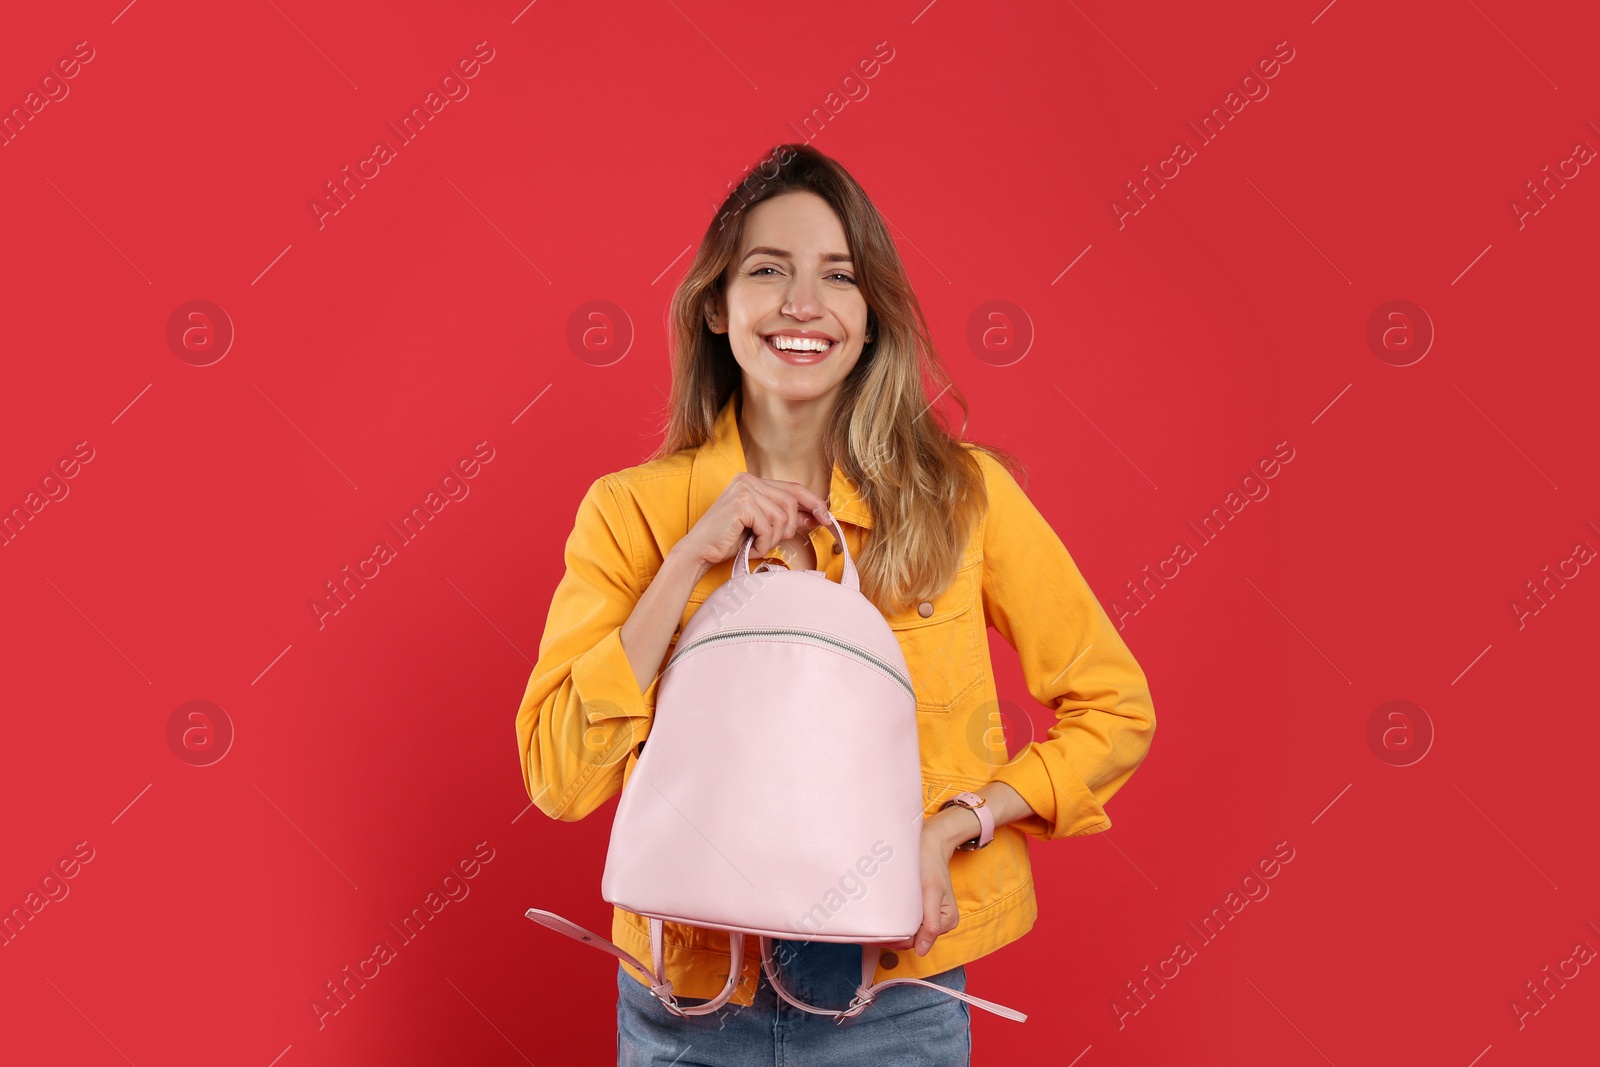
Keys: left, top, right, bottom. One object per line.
{"left": 739, "top": 246, "right": 854, "bottom": 265}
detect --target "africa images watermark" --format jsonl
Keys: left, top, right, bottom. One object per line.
{"left": 1110, "top": 441, "right": 1296, "bottom": 630}
{"left": 309, "top": 442, "right": 496, "bottom": 630}
{"left": 783, "top": 840, "right": 898, "bottom": 938}
{"left": 710, "top": 40, "right": 898, "bottom": 234}
{"left": 2, "top": 441, "right": 96, "bottom": 549}
{"left": 1, "top": 40, "right": 96, "bottom": 149}
{"left": 2, "top": 841, "right": 97, "bottom": 949}
{"left": 1508, "top": 125, "right": 1596, "bottom": 231}
{"left": 308, "top": 841, "right": 496, "bottom": 1029}
{"left": 1112, "top": 840, "right": 1297, "bottom": 1029}
{"left": 1110, "top": 40, "right": 1297, "bottom": 229}
{"left": 308, "top": 41, "right": 498, "bottom": 230}
{"left": 1508, "top": 919, "right": 1599, "bottom": 1031}
{"left": 1508, "top": 520, "right": 1596, "bottom": 631}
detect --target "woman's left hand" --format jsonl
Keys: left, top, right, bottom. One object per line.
{"left": 886, "top": 808, "right": 972, "bottom": 957}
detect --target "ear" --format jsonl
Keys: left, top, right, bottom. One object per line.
{"left": 704, "top": 292, "right": 728, "bottom": 334}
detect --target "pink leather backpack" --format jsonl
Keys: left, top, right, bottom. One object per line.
{"left": 526, "top": 511, "right": 1026, "bottom": 1025}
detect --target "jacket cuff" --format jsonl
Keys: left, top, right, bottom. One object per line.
{"left": 990, "top": 744, "right": 1112, "bottom": 840}
{"left": 571, "top": 624, "right": 661, "bottom": 725}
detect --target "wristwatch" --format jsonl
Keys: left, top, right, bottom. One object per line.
{"left": 938, "top": 791, "right": 994, "bottom": 851}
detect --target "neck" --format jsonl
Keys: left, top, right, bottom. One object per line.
{"left": 735, "top": 387, "right": 832, "bottom": 496}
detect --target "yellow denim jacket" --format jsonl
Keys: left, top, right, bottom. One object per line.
{"left": 516, "top": 392, "right": 1156, "bottom": 1006}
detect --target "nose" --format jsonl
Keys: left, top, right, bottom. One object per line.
{"left": 780, "top": 274, "right": 824, "bottom": 321}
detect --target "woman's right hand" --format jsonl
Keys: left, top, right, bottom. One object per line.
{"left": 673, "top": 472, "right": 832, "bottom": 573}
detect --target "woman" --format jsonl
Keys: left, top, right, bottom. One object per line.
{"left": 516, "top": 144, "right": 1157, "bottom": 1065}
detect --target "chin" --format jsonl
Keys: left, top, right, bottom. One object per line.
{"left": 738, "top": 355, "right": 857, "bottom": 397}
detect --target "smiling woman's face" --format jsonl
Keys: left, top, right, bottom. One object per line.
{"left": 710, "top": 190, "right": 870, "bottom": 404}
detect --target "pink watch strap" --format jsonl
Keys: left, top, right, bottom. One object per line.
{"left": 945, "top": 790, "right": 993, "bottom": 849}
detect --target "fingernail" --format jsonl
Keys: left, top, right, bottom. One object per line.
{"left": 916, "top": 938, "right": 930, "bottom": 954}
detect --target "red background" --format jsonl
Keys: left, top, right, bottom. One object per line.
{"left": 3, "top": 1, "right": 1597, "bottom": 1064}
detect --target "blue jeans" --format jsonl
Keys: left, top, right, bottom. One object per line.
{"left": 617, "top": 938, "right": 972, "bottom": 1066}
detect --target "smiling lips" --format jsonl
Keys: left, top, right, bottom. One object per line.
{"left": 763, "top": 331, "right": 837, "bottom": 364}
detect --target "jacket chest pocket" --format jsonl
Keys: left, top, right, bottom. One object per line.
{"left": 884, "top": 561, "right": 982, "bottom": 714}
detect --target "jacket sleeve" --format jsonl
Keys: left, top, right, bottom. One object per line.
{"left": 516, "top": 475, "right": 663, "bottom": 822}
{"left": 976, "top": 452, "right": 1157, "bottom": 840}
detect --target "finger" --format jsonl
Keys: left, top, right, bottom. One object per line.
{"left": 915, "top": 896, "right": 941, "bottom": 955}
{"left": 745, "top": 491, "right": 791, "bottom": 554}
{"left": 750, "top": 513, "right": 780, "bottom": 556}
{"left": 775, "top": 479, "right": 830, "bottom": 518}
{"left": 779, "top": 497, "right": 804, "bottom": 540}
{"left": 756, "top": 504, "right": 793, "bottom": 555}
{"left": 759, "top": 484, "right": 807, "bottom": 537}
{"left": 756, "top": 479, "right": 830, "bottom": 526}
{"left": 752, "top": 486, "right": 816, "bottom": 544}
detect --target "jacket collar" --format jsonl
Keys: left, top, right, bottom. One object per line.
{"left": 688, "top": 391, "right": 873, "bottom": 530}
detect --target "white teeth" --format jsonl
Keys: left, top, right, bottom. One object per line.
{"left": 767, "top": 335, "right": 833, "bottom": 352}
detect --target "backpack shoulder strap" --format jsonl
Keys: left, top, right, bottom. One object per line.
{"left": 524, "top": 908, "right": 744, "bottom": 1017}
{"left": 758, "top": 939, "right": 1027, "bottom": 1024}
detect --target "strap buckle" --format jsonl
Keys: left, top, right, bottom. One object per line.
{"left": 833, "top": 986, "right": 877, "bottom": 1025}
{"left": 650, "top": 980, "right": 687, "bottom": 1017}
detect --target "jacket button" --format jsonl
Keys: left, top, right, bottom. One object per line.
{"left": 917, "top": 601, "right": 933, "bottom": 617}
{"left": 881, "top": 951, "right": 899, "bottom": 969}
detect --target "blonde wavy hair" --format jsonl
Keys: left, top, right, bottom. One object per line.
{"left": 647, "top": 143, "right": 1026, "bottom": 615}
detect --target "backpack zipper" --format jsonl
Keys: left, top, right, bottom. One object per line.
{"left": 665, "top": 626, "right": 914, "bottom": 698}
